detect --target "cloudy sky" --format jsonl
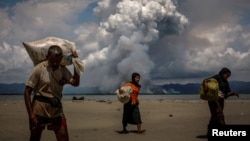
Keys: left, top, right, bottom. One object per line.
{"left": 0, "top": 0, "right": 250, "bottom": 93}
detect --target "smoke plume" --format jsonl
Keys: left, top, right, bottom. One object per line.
{"left": 81, "top": 0, "right": 188, "bottom": 92}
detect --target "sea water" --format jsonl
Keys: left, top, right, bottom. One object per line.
{"left": 0, "top": 94, "right": 250, "bottom": 101}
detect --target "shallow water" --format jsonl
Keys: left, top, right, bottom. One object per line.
{"left": 0, "top": 94, "right": 249, "bottom": 101}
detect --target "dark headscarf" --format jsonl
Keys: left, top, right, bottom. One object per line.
{"left": 219, "top": 67, "right": 231, "bottom": 78}
{"left": 212, "top": 67, "right": 231, "bottom": 98}
{"left": 131, "top": 72, "right": 141, "bottom": 87}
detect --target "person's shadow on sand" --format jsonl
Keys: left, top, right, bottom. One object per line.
{"left": 196, "top": 134, "right": 208, "bottom": 139}
{"left": 115, "top": 130, "right": 146, "bottom": 134}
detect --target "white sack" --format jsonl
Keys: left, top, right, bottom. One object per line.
{"left": 115, "top": 86, "right": 132, "bottom": 104}
{"left": 23, "top": 36, "right": 84, "bottom": 75}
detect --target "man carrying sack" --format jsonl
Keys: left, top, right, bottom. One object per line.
{"left": 24, "top": 43, "right": 81, "bottom": 141}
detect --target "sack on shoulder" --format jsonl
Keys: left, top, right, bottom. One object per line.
{"left": 199, "top": 78, "right": 219, "bottom": 101}
{"left": 23, "top": 36, "right": 84, "bottom": 75}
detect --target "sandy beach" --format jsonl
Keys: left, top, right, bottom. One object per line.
{"left": 0, "top": 99, "right": 249, "bottom": 141}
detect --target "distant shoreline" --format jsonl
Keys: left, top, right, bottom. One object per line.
{"left": 1, "top": 94, "right": 250, "bottom": 101}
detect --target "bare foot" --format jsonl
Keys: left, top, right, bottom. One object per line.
{"left": 138, "top": 130, "right": 146, "bottom": 134}
{"left": 122, "top": 129, "right": 129, "bottom": 134}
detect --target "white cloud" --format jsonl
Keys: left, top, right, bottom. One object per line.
{"left": 185, "top": 24, "right": 241, "bottom": 69}
{"left": 0, "top": 0, "right": 97, "bottom": 83}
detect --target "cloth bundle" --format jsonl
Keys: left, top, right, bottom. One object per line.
{"left": 199, "top": 78, "right": 219, "bottom": 101}
{"left": 23, "top": 36, "right": 84, "bottom": 75}
{"left": 115, "top": 86, "right": 132, "bottom": 104}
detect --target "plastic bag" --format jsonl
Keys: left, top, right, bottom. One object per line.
{"left": 115, "top": 86, "right": 132, "bottom": 104}
{"left": 23, "top": 36, "right": 84, "bottom": 75}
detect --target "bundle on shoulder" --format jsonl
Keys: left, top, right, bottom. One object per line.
{"left": 199, "top": 78, "right": 219, "bottom": 101}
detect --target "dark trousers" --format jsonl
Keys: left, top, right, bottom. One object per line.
{"left": 207, "top": 97, "right": 225, "bottom": 136}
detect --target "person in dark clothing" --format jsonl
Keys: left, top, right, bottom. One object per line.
{"left": 206, "top": 67, "right": 239, "bottom": 135}
{"left": 119, "top": 72, "right": 145, "bottom": 134}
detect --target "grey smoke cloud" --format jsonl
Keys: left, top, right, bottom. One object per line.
{"left": 80, "top": 0, "right": 188, "bottom": 92}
